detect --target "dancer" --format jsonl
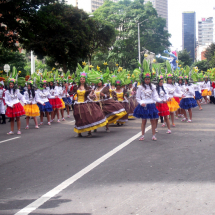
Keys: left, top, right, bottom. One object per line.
{"left": 180, "top": 75, "right": 198, "bottom": 122}
{"left": 155, "top": 75, "right": 171, "bottom": 134}
{"left": 5, "top": 78, "right": 26, "bottom": 135}
{"left": 49, "top": 80, "right": 62, "bottom": 122}
{"left": 201, "top": 74, "right": 211, "bottom": 104}
{"left": 62, "top": 79, "right": 73, "bottom": 118}
{"left": 23, "top": 80, "right": 43, "bottom": 129}
{"left": 56, "top": 80, "right": 66, "bottom": 121}
{"left": 133, "top": 60, "right": 162, "bottom": 141}
{"left": 37, "top": 80, "right": 53, "bottom": 125}
{"left": 0, "top": 81, "right": 6, "bottom": 124}
{"left": 73, "top": 71, "right": 107, "bottom": 137}
{"left": 127, "top": 81, "right": 138, "bottom": 119}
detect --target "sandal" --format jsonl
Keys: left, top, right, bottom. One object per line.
{"left": 48, "top": 122, "right": 51, "bottom": 125}
{"left": 187, "top": 119, "right": 192, "bottom": 123}
{"left": 161, "top": 123, "right": 166, "bottom": 127}
{"left": 62, "top": 118, "right": 65, "bottom": 121}
{"left": 181, "top": 118, "right": 187, "bottom": 122}
{"left": 17, "top": 130, "right": 21, "bottom": 135}
{"left": 57, "top": 119, "right": 60, "bottom": 123}
{"left": 199, "top": 108, "right": 203, "bottom": 111}
{"left": 35, "top": 126, "right": 39, "bottom": 129}
{"left": 7, "top": 131, "right": 14, "bottom": 135}
{"left": 25, "top": 126, "right": 29, "bottom": 130}
{"left": 152, "top": 136, "right": 157, "bottom": 141}
{"left": 139, "top": 135, "right": 144, "bottom": 141}
{"left": 172, "top": 123, "right": 176, "bottom": 127}
{"left": 166, "top": 130, "right": 171, "bottom": 134}
{"left": 87, "top": 133, "right": 92, "bottom": 138}
{"left": 39, "top": 122, "right": 43, "bottom": 126}
{"left": 78, "top": 133, "right": 83, "bottom": 137}
{"left": 155, "top": 129, "right": 158, "bottom": 133}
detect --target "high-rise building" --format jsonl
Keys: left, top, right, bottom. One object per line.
{"left": 182, "top": 11, "right": 196, "bottom": 61}
{"left": 198, "top": 17, "right": 214, "bottom": 46}
{"left": 68, "top": 0, "right": 118, "bottom": 13}
{"left": 145, "top": 0, "right": 168, "bottom": 30}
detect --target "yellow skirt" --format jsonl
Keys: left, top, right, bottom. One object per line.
{"left": 59, "top": 98, "right": 65, "bottom": 109}
{"left": 74, "top": 120, "right": 108, "bottom": 133}
{"left": 107, "top": 111, "right": 127, "bottom": 124}
{"left": 202, "top": 89, "right": 212, "bottom": 96}
{"left": 167, "top": 98, "right": 180, "bottom": 112}
{"left": 24, "top": 104, "right": 40, "bottom": 117}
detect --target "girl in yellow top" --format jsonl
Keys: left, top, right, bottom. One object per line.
{"left": 114, "top": 80, "right": 129, "bottom": 125}
{"left": 73, "top": 72, "right": 107, "bottom": 137}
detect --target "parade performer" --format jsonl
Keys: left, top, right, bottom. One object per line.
{"left": 23, "top": 80, "right": 44, "bottom": 129}
{"left": 164, "top": 61, "right": 183, "bottom": 127}
{"left": 133, "top": 59, "right": 162, "bottom": 141}
{"left": 90, "top": 69, "right": 127, "bottom": 132}
{"left": 62, "top": 79, "right": 73, "bottom": 118}
{"left": 180, "top": 74, "right": 198, "bottom": 122}
{"left": 56, "top": 80, "right": 66, "bottom": 121}
{"left": 49, "top": 80, "right": 63, "bottom": 122}
{"left": 73, "top": 66, "right": 107, "bottom": 137}
{"left": 191, "top": 69, "right": 203, "bottom": 110}
{"left": 0, "top": 81, "right": 6, "bottom": 124}
{"left": 175, "top": 76, "right": 184, "bottom": 118}
{"left": 201, "top": 73, "right": 211, "bottom": 104}
{"left": 155, "top": 74, "right": 171, "bottom": 134}
{"left": 37, "top": 80, "right": 53, "bottom": 125}
{"left": 5, "top": 74, "right": 26, "bottom": 135}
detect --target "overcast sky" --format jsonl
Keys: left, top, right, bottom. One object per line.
{"left": 168, "top": 0, "right": 215, "bottom": 51}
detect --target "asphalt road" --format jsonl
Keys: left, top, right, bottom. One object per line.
{"left": 0, "top": 104, "right": 215, "bottom": 215}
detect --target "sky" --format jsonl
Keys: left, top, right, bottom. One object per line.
{"left": 168, "top": 0, "right": 215, "bottom": 51}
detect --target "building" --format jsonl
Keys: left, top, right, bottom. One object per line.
{"left": 198, "top": 17, "right": 214, "bottom": 46}
{"left": 195, "top": 44, "right": 211, "bottom": 61}
{"left": 68, "top": 0, "right": 118, "bottom": 13}
{"left": 182, "top": 11, "right": 196, "bottom": 61}
{"left": 145, "top": 0, "right": 168, "bottom": 30}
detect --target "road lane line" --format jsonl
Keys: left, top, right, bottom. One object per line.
{"left": 0, "top": 137, "right": 20, "bottom": 144}
{"left": 15, "top": 125, "right": 151, "bottom": 215}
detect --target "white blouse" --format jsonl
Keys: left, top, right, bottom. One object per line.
{"left": 49, "top": 87, "right": 59, "bottom": 99}
{"left": 192, "top": 83, "right": 201, "bottom": 93}
{"left": 58, "top": 86, "right": 69, "bottom": 98}
{"left": 24, "top": 91, "right": 44, "bottom": 105}
{"left": 157, "top": 86, "right": 169, "bottom": 102}
{"left": 37, "top": 89, "right": 51, "bottom": 103}
{"left": 164, "top": 83, "right": 183, "bottom": 98}
{"left": 201, "top": 81, "right": 211, "bottom": 91}
{"left": 5, "top": 89, "right": 26, "bottom": 107}
{"left": 136, "top": 84, "right": 161, "bottom": 105}
{"left": 181, "top": 84, "right": 195, "bottom": 98}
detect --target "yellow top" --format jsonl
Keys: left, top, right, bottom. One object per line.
{"left": 77, "top": 90, "right": 85, "bottom": 103}
{"left": 116, "top": 92, "right": 124, "bottom": 102}
{"left": 95, "top": 90, "right": 100, "bottom": 101}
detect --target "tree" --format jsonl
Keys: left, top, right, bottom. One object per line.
{"left": 0, "top": 0, "right": 62, "bottom": 51}
{"left": 0, "top": 45, "right": 27, "bottom": 76}
{"left": 204, "top": 43, "right": 215, "bottom": 68}
{"left": 178, "top": 49, "right": 193, "bottom": 67}
{"left": 93, "top": 0, "right": 171, "bottom": 70}
{"left": 22, "top": 3, "right": 96, "bottom": 72}
{"left": 191, "top": 60, "right": 208, "bottom": 71}
{"left": 87, "top": 19, "right": 116, "bottom": 64}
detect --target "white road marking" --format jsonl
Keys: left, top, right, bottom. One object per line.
{"left": 15, "top": 125, "right": 151, "bottom": 215}
{"left": 0, "top": 137, "right": 20, "bottom": 144}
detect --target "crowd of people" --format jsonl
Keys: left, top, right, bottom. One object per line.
{"left": 0, "top": 60, "right": 214, "bottom": 141}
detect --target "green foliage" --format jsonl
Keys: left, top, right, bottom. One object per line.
{"left": 93, "top": 0, "right": 171, "bottom": 70}
{"left": 191, "top": 60, "right": 208, "bottom": 72}
{"left": 204, "top": 43, "right": 215, "bottom": 68}
{"left": 178, "top": 49, "right": 193, "bottom": 67}
{"left": 0, "top": 45, "right": 27, "bottom": 77}
{"left": 0, "top": 0, "right": 63, "bottom": 50}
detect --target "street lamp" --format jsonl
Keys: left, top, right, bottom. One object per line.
{"left": 138, "top": 19, "right": 149, "bottom": 66}
{"left": 4, "top": 64, "right": 10, "bottom": 76}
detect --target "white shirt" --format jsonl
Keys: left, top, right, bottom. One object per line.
{"left": 136, "top": 84, "right": 161, "bottom": 105}
{"left": 58, "top": 86, "right": 69, "bottom": 98}
{"left": 201, "top": 81, "right": 211, "bottom": 91}
{"left": 157, "top": 86, "right": 169, "bottom": 102}
{"left": 192, "top": 83, "right": 201, "bottom": 93}
{"left": 164, "top": 83, "right": 183, "bottom": 98}
{"left": 24, "top": 91, "right": 44, "bottom": 105}
{"left": 49, "top": 87, "right": 59, "bottom": 99}
{"left": 182, "top": 84, "right": 195, "bottom": 98}
{"left": 5, "top": 89, "right": 26, "bottom": 107}
{"left": 37, "top": 89, "right": 51, "bottom": 103}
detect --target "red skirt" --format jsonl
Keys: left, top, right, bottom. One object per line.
{"left": 48, "top": 98, "right": 63, "bottom": 109}
{"left": 156, "top": 103, "right": 170, "bottom": 116}
{"left": 174, "top": 97, "right": 180, "bottom": 104}
{"left": 6, "top": 102, "right": 25, "bottom": 118}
